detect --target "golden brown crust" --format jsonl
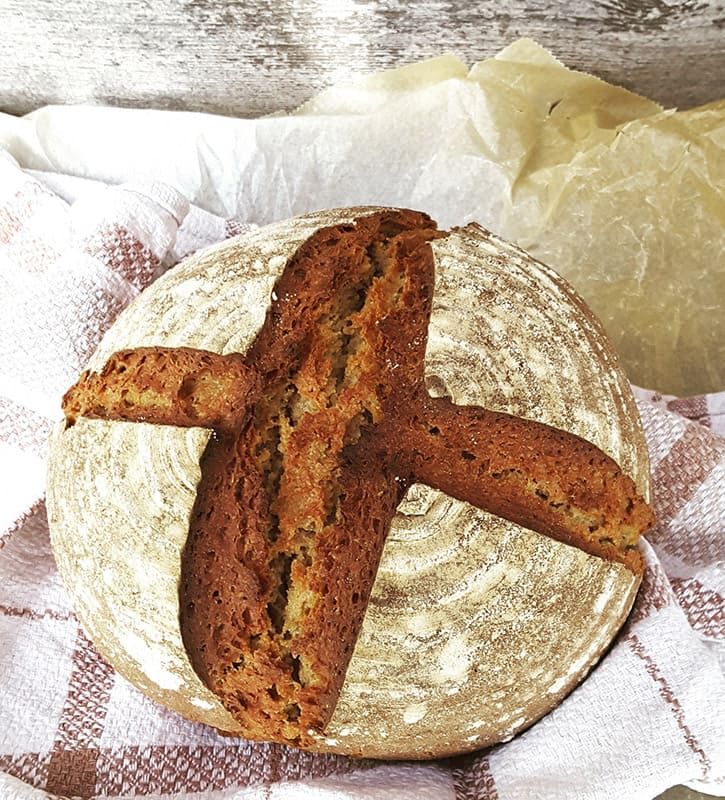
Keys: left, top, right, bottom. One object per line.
{"left": 180, "top": 211, "right": 440, "bottom": 745}
{"left": 60, "top": 208, "right": 654, "bottom": 747}
{"left": 395, "top": 400, "right": 647, "bottom": 573}
{"left": 62, "top": 347, "right": 258, "bottom": 433}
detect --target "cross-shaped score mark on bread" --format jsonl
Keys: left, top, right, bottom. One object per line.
{"left": 62, "top": 210, "right": 654, "bottom": 747}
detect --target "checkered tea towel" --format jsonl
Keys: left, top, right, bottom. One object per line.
{"left": 0, "top": 153, "right": 723, "bottom": 800}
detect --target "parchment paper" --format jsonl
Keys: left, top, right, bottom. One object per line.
{"left": 0, "top": 40, "right": 722, "bottom": 390}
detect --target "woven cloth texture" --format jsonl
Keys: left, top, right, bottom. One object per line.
{"left": 0, "top": 154, "right": 723, "bottom": 800}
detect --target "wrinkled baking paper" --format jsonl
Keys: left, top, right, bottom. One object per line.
{"left": 0, "top": 39, "right": 722, "bottom": 395}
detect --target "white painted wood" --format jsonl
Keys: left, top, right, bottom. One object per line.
{"left": 0, "top": 0, "right": 722, "bottom": 117}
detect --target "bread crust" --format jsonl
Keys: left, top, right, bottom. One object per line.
{"left": 59, "top": 209, "right": 653, "bottom": 747}
{"left": 63, "top": 347, "right": 258, "bottom": 433}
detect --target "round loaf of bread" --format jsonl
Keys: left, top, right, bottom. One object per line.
{"left": 46, "top": 207, "right": 650, "bottom": 759}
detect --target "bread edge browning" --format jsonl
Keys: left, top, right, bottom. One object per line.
{"left": 59, "top": 209, "right": 654, "bottom": 748}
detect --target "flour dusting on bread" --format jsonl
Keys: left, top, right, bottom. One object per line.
{"left": 60, "top": 209, "right": 653, "bottom": 747}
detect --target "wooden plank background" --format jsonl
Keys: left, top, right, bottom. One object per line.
{"left": 0, "top": 0, "right": 723, "bottom": 117}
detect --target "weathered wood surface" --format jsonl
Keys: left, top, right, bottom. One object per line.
{"left": 0, "top": 0, "right": 723, "bottom": 117}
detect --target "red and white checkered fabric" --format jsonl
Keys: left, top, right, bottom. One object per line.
{"left": 0, "top": 153, "right": 722, "bottom": 800}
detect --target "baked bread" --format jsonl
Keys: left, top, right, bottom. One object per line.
{"left": 47, "top": 207, "right": 653, "bottom": 758}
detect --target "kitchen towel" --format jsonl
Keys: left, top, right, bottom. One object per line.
{"left": 0, "top": 149, "right": 723, "bottom": 800}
